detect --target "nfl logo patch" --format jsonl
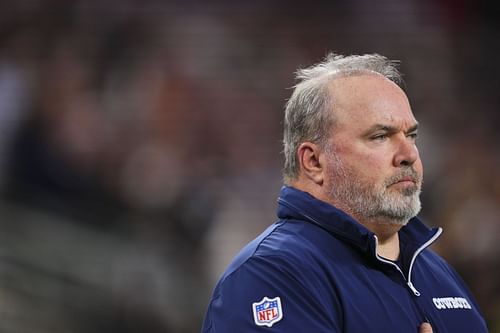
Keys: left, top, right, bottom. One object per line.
{"left": 252, "top": 296, "right": 283, "bottom": 327}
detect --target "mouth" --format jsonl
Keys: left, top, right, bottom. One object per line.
{"left": 394, "top": 177, "right": 417, "bottom": 185}
{"left": 385, "top": 169, "right": 421, "bottom": 192}
{"left": 387, "top": 175, "right": 420, "bottom": 190}
{"left": 392, "top": 181, "right": 417, "bottom": 190}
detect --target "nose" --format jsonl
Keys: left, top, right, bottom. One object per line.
{"left": 393, "top": 137, "right": 419, "bottom": 167}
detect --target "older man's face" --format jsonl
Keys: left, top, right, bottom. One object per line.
{"left": 324, "top": 74, "right": 423, "bottom": 225}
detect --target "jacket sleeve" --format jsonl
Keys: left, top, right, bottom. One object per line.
{"left": 201, "top": 254, "right": 342, "bottom": 332}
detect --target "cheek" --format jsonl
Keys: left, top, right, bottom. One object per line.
{"left": 343, "top": 151, "right": 388, "bottom": 182}
{"left": 364, "top": 157, "right": 390, "bottom": 184}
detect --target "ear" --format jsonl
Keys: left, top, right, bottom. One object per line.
{"left": 297, "top": 142, "right": 325, "bottom": 185}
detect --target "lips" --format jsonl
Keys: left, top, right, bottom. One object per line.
{"left": 387, "top": 171, "right": 421, "bottom": 187}
{"left": 396, "top": 177, "right": 417, "bottom": 184}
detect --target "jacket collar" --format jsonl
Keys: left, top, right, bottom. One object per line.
{"left": 277, "top": 186, "right": 441, "bottom": 269}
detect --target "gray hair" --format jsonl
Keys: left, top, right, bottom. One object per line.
{"left": 282, "top": 52, "right": 403, "bottom": 183}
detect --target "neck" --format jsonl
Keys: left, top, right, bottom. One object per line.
{"left": 289, "top": 181, "right": 403, "bottom": 260}
{"left": 322, "top": 191, "right": 404, "bottom": 260}
{"left": 326, "top": 199, "right": 404, "bottom": 260}
{"left": 364, "top": 221, "right": 402, "bottom": 260}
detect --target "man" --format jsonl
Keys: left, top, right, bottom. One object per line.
{"left": 201, "top": 53, "right": 488, "bottom": 332}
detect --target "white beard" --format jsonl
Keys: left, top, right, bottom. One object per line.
{"left": 326, "top": 152, "right": 422, "bottom": 226}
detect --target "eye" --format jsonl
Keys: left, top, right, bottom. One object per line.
{"left": 371, "top": 133, "right": 388, "bottom": 141}
{"left": 407, "top": 132, "right": 419, "bottom": 141}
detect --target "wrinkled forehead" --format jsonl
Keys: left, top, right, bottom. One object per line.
{"left": 326, "top": 73, "right": 416, "bottom": 130}
{"left": 327, "top": 70, "right": 403, "bottom": 96}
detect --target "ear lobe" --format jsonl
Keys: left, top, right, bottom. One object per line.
{"left": 297, "top": 142, "right": 325, "bottom": 185}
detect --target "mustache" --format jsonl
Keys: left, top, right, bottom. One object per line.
{"left": 386, "top": 168, "right": 422, "bottom": 186}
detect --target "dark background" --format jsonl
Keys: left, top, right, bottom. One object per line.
{"left": 0, "top": 0, "right": 498, "bottom": 332}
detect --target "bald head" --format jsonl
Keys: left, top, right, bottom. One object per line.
{"left": 283, "top": 53, "right": 403, "bottom": 183}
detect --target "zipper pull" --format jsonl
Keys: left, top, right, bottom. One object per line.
{"left": 407, "top": 281, "right": 421, "bottom": 296}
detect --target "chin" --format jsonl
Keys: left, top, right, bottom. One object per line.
{"left": 377, "top": 216, "right": 411, "bottom": 226}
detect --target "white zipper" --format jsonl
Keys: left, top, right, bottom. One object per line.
{"left": 374, "top": 227, "right": 442, "bottom": 297}
{"left": 407, "top": 281, "right": 421, "bottom": 296}
{"left": 406, "top": 228, "right": 443, "bottom": 290}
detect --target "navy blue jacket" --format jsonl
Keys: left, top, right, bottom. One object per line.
{"left": 202, "top": 186, "right": 488, "bottom": 332}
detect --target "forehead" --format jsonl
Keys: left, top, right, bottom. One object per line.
{"left": 328, "top": 74, "right": 417, "bottom": 131}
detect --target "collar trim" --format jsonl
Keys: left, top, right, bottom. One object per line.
{"left": 277, "top": 186, "right": 442, "bottom": 268}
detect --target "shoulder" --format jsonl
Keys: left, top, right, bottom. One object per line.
{"left": 419, "top": 247, "right": 458, "bottom": 275}
{"left": 202, "top": 219, "right": 343, "bottom": 332}
{"left": 219, "top": 219, "right": 337, "bottom": 286}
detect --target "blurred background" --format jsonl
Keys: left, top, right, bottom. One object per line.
{"left": 0, "top": 0, "right": 498, "bottom": 332}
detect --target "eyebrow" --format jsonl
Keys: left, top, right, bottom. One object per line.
{"left": 363, "top": 123, "right": 419, "bottom": 136}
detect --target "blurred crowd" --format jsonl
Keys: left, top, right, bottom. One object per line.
{"left": 0, "top": 0, "right": 498, "bottom": 332}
